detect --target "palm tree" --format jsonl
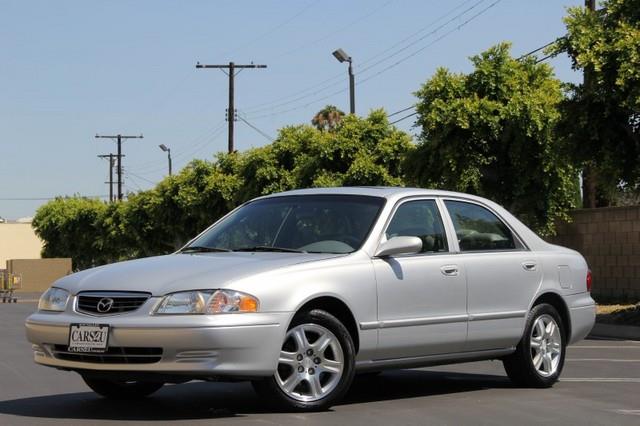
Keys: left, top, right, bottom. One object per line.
{"left": 312, "top": 105, "right": 345, "bottom": 131}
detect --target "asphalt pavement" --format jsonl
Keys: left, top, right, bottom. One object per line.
{"left": 1, "top": 302, "right": 639, "bottom": 425}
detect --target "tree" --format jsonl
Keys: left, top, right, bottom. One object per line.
{"left": 32, "top": 111, "right": 414, "bottom": 269}
{"left": 553, "top": 0, "right": 640, "bottom": 206}
{"left": 311, "top": 105, "right": 345, "bottom": 131}
{"left": 407, "top": 43, "right": 579, "bottom": 235}
{"left": 237, "top": 110, "right": 414, "bottom": 200}
{"left": 32, "top": 197, "right": 110, "bottom": 270}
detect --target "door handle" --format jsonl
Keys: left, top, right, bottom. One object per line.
{"left": 440, "top": 265, "right": 459, "bottom": 276}
{"left": 522, "top": 261, "right": 537, "bottom": 272}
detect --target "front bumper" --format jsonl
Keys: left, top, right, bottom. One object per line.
{"left": 25, "top": 302, "right": 293, "bottom": 378}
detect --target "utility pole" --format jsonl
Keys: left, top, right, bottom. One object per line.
{"left": 195, "top": 61, "right": 267, "bottom": 153}
{"left": 95, "top": 134, "right": 143, "bottom": 201}
{"left": 98, "top": 154, "right": 115, "bottom": 202}
{"left": 583, "top": 0, "right": 597, "bottom": 208}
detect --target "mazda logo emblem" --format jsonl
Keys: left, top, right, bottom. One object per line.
{"left": 96, "top": 298, "right": 114, "bottom": 313}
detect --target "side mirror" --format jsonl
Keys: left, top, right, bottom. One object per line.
{"left": 375, "top": 236, "right": 422, "bottom": 257}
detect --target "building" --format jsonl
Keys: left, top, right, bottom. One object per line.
{"left": 0, "top": 222, "right": 43, "bottom": 266}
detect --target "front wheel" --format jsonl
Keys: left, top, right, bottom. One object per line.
{"left": 252, "top": 309, "right": 356, "bottom": 411}
{"left": 503, "top": 303, "right": 566, "bottom": 387}
{"left": 82, "top": 376, "right": 164, "bottom": 399}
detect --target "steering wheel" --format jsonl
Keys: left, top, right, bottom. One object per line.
{"left": 320, "top": 234, "right": 360, "bottom": 248}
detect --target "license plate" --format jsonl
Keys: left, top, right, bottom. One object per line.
{"left": 68, "top": 323, "right": 110, "bottom": 353}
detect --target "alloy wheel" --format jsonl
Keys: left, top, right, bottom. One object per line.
{"left": 275, "top": 323, "right": 344, "bottom": 402}
{"left": 530, "top": 314, "right": 562, "bottom": 377}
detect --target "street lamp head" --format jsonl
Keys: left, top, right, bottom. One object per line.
{"left": 159, "top": 144, "right": 169, "bottom": 152}
{"left": 332, "top": 48, "right": 351, "bottom": 63}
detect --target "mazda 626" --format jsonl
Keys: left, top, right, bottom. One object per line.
{"left": 26, "top": 187, "right": 595, "bottom": 411}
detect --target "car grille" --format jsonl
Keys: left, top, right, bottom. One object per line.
{"left": 52, "top": 345, "right": 163, "bottom": 364}
{"left": 76, "top": 292, "right": 151, "bottom": 315}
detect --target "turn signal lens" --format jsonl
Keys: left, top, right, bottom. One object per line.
{"left": 207, "top": 290, "right": 259, "bottom": 314}
{"left": 586, "top": 269, "right": 592, "bottom": 292}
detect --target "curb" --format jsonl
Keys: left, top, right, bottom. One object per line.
{"left": 589, "top": 323, "right": 640, "bottom": 341}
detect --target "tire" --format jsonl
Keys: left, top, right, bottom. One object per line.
{"left": 252, "top": 309, "right": 356, "bottom": 411}
{"left": 82, "top": 376, "right": 164, "bottom": 399}
{"left": 503, "top": 303, "right": 566, "bottom": 388}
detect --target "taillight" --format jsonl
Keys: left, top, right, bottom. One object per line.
{"left": 586, "top": 269, "right": 592, "bottom": 292}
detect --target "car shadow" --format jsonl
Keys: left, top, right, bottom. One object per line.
{"left": 0, "top": 370, "right": 513, "bottom": 421}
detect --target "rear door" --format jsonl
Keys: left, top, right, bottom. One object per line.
{"left": 442, "top": 199, "right": 542, "bottom": 351}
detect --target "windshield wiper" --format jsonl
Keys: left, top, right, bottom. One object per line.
{"left": 233, "top": 246, "right": 307, "bottom": 253}
{"left": 180, "top": 246, "right": 231, "bottom": 253}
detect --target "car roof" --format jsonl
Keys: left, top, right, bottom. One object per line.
{"left": 259, "top": 186, "right": 485, "bottom": 203}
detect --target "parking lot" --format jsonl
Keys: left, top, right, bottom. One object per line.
{"left": 1, "top": 301, "right": 639, "bottom": 426}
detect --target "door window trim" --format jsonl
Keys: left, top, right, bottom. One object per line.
{"left": 374, "top": 196, "right": 454, "bottom": 258}
{"left": 439, "top": 197, "right": 530, "bottom": 253}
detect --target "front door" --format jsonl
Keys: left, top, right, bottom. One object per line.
{"left": 373, "top": 199, "right": 468, "bottom": 359}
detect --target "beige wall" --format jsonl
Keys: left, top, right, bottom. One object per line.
{"left": 7, "top": 258, "right": 72, "bottom": 292}
{"left": 550, "top": 206, "right": 640, "bottom": 302}
{"left": 0, "top": 223, "right": 43, "bottom": 266}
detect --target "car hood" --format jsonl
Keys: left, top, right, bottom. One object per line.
{"left": 54, "top": 252, "right": 343, "bottom": 296}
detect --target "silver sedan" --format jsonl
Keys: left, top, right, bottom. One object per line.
{"left": 26, "top": 187, "right": 596, "bottom": 411}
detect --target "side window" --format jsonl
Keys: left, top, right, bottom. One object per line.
{"left": 444, "top": 200, "right": 520, "bottom": 251}
{"left": 386, "top": 200, "right": 448, "bottom": 253}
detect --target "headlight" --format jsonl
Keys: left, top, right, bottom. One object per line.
{"left": 154, "top": 290, "right": 259, "bottom": 315}
{"left": 38, "top": 287, "right": 70, "bottom": 312}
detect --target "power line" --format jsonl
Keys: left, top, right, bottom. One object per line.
{"left": 388, "top": 30, "right": 559, "bottom": 125}
{"left": 534, "top": 53, "right": 557, "bottom": 64}
{"left": 123, "top": 172, "right": 144, "bottom": 192}
{"left": 390, "top": 111, "right": 419, "bottom": 125}
{"left": 245, "top": 0, "right": 501, "bottom": 120}
{"left": 274, "top": 0, "right": 395, "bottom": 59}
{"left": 237, "top": 114, "right": 275, "bottom": 142}
{"left": 126, "top": 171, "right": 157, "bottom": 185}
{"left": 129, "top": 120, "right": 225, "bottom": 171}
{"left": 516, "top": 36, "right": 565, "bottom": 61}
{"left": 356, "top": 0, "right": 487, "bottom": 76}
{"left": 388, "top": 105, "right": 416, "bottom": 117}
{"left": 131, "top": 124, "right": 227, "bottom": 176}
{"left": 356, "top": 0, "right": 502, "bottom": 88}
{"left": 0, "top": 196, "right": 109, "bottom": 201}
{"left": 217, "top": 1, "right": 319, "bottom": 57}
{"left": 240, "top": 0, "right": 483, "bottom": 115}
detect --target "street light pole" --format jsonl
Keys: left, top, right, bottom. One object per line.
{"left": 332, "top": 48, "right": 355, "bottom": 115}
{"left": 348, "top": 60, "right": 355, "bottom": 115}
{"left": 159, "top": 144, "right": 172, "bottom": 176}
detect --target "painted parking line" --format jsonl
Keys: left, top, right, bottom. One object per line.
{"left": 614, "top": 410, "right": 640, "bottom": 416}
{"left": 567, "top": 358, "right": 640, "bottom": 362}
{"left": 570, "top": 346, "right": 640, "bottom": 349}
{"left": 561, "top": 378, "right": 640, "bottom": 383}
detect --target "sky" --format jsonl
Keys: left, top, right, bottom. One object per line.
{"left": 0, "top": 0, "right": 584, "bottom": 219}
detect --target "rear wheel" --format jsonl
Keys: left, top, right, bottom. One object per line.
{"left": 252, "top": 309, "right": 355, "bottom": 411}
{"left": 503, "top": 303, "right": 566, "bottom": 387}
{"left": 82, "top": 376, "right": 164, "bottom": 399}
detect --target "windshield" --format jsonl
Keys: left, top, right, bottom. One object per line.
{"left": 186, "top": 195, "right": 385, "bottom": 254}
